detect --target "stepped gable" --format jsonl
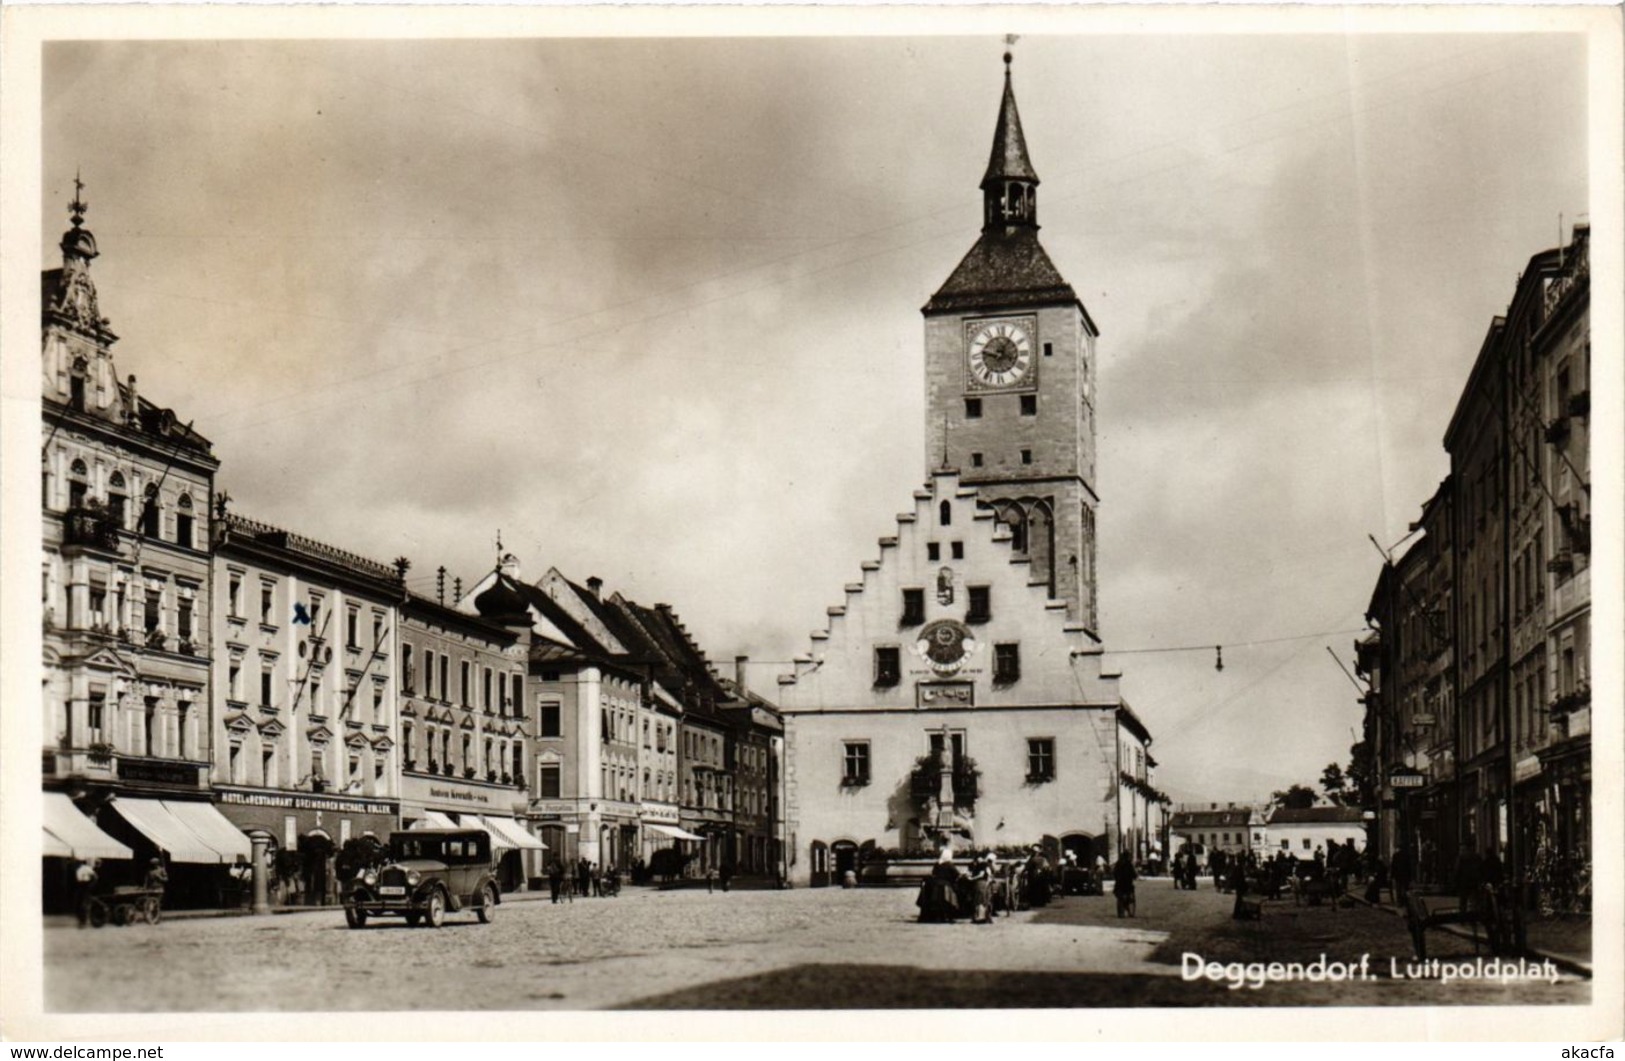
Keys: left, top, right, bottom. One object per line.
{"left": 614, "top": 595, "right": 728, "bottom": 708}
{"left": 779, "top": 468, "right": 1106, "bottom": 691}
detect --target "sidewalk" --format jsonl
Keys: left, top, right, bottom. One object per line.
{"left": 45, "top": 885, "right": 562, "bottom": 928}
{"left": 1354, "top": 892, "right": 1592, "bottom": 978}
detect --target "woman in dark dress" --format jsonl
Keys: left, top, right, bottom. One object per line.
{"left": 916, "top": 848, "right": 963, "bottom": 923}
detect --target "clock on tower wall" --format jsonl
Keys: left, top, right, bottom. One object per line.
{"left": 964, "top": 316, "right": 1037, "bottom": 392}
{"left": 918, "top": 53, "right": 1103, "bottom": 632}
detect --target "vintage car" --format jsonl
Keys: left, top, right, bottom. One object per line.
{"left": 342, "top": 829, "right": 500, "bottom": 928}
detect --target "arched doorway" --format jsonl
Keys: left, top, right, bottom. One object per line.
{"left": 809, "top": 840, "right": 830, "bottom": 888}
{"left": 831, "top": 840, "right": 859, "bottom": 883}
{"left": 1061, "top": 833, "right": 1098, "bottom": 865}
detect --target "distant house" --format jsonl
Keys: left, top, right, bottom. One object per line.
{"left": 1266, "top": 805, "right": 1367, "bottom": 859}
{"left": 1168, "top": 807, "right": 1257, "bottom": 866}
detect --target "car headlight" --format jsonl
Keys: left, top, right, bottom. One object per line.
{"left": 406, "top": 869, "right": 420, "bottom": 886}
{"left": 362, "top": 870, "right": 377, "bottom": 887}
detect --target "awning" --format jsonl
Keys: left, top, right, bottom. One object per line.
{"left": 108, "top": 798, "right": 221, "bottom": 864}
{"left": 482, "top": 816, "right": 546, "bottom": 851}
{"left": 472, "top": 817, "right": 515, "bottom": 852}
{"left": 164, "top": 800, "right": 253, "bottom": 863}
{"left": 646, "top": 823, "right": 705, "bottom": 842}
{"left": 410, "top": 811, "right": 458, "bottom": 830}
{"left": 43, "top": 829, "right": 74, "bottom": 858}
{"left": 44, "top": 793, "right": 134, "bottom": 861}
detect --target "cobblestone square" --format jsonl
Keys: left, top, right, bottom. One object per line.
{"left": 44, "top": 884, "right": 1588, "bottom": 1011}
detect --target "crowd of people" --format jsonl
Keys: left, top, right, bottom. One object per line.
{"left": 915, "top": 846, "right": 1142, "bottom": 924}
{"left": 543, "top": 857, "right": 621, "bottom": 903}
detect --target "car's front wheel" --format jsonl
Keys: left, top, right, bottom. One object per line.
{"left": 476, "top": 884, "right": 497, "bottom": 923}
{"left": 424, "top": 889, "right": 446, "bottom": 928}
{"left": 345, "top": 905, "right": 368, "bottom": 929}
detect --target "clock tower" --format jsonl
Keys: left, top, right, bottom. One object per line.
{"left": 922, "top": 54, "right": 1101, "bottom": 633}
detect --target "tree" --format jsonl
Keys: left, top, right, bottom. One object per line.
{"left": 1320, "top": 762, "right": 1348, "bottom": 805}
{"left": 1270, "top": 784, "right": 1318, "bottom": 810}
{"left": 1344, "top": 738, "right": 1377, "bottom": 808}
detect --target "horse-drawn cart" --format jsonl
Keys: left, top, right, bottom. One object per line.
{"left": 85, "top": 886, "right": 162, "bottom": 927}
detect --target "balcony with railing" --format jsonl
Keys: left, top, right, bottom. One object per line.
{"left": 61, "top": 506, "right": 123, "bottom": 553}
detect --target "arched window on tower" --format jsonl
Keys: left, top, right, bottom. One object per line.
{"left": 939, "top": 500, "right": 952, "bottom": 527}
{"left": 1003, "top": 508, "right": 1028, "bottom": 553}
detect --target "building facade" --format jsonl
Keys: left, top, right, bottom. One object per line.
{"left": 398, "top": 590, "right": 539, "bottom": 889}
{"left": 209, "top": 513, "right": 405, "bottom": 905}
{"left": 1265, "top": 806, "right": 1367, "bottom": 859}
{"left": 1168, "top": 807, "right": 1257, "bottom": 867}
{"left": 41, "top": 185, "right": 247, "bottom": 910}
{"left": 1363, "top": 223, "right": 1590, "bottom": 910}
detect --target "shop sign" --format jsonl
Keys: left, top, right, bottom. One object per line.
{"left": 1388, "top": 770, "right": 1426, "bottom": 789}
{"left": 217, "top": 787, "right": 398, "bottom": 816}
{"left": 640, "top": 802, "right": 679, "bottom": 824}
{"left": 1513, "top": 755, "right": 1542, "bottom": 784}
{"left": 118, "top": 758, "right": 203, "bottom": 787}
{"left": 530, "top": 801, "right": 576, "bottom": 816}
{"left": 1411, "top": 713, "right": 1436, "bottom": 728}
{"left": 401, "top": 773, "right": 502, "bottom": 808}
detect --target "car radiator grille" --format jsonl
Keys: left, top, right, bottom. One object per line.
{"left": 378, "top": 868, "right": 409, "bottom": 890}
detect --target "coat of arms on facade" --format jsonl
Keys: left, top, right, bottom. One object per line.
{"left": 913, "top": 619, "right": 978, "bottom": 676}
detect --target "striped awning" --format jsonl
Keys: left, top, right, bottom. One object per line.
{"left": 44, "top": 792, "right": 134, "bottom": 861}
{"left": 164, "top": 800, "right": 252, "bottom": 862}
{"left": 107, "top": 798, "right": 220, "bottom": 864}
{"left": 482, "top": 816, "right": 546, "bottom": 851}
{"left": 646, "top": 823, "right": 705, "bottom": 842}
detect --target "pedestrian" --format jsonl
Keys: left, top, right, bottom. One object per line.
{"left": 706, "top": 864, "right": 717, "bottom": 894}
{"left": 1113, "top": 851, "right": 1137, "bottom": 918}
{"left": 546, "top": 859, "right": 563, "bottom": 904}
{"left": 591, "top": 862, "right": 603, "bottom": 898}
{"left": 576, "top": 857, "right": 591, "bottom": 899}
{"left": 967, "top": 852, "right": 994, "bottom": 924}
{"left": 719, "top": 861, "right": 733, "bottom": 893}
{"left": 145, "top": 856, "right": 169, "bottom": 899}
{"left": 74, "top": 858, "right": 98, "bottom": 927}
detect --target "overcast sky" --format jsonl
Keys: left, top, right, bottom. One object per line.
{"left": 41, "top": 29, "right": 1588, "bottom": 802}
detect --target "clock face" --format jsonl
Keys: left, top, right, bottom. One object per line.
{"left": 967, "top": 319, "right": 1035, "bottom": 389}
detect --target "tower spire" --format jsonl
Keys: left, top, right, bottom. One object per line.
{"left": 69, "top": 169, "right": 88, "bottom": 229}
{"left": 981, "top": 52, "right": 1039, "bottom": 232}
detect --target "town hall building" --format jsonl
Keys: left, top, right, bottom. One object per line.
{"left": 776, "top": 57, "right": 1158, "bottom": 886}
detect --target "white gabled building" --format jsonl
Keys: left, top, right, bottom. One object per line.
{"left": 776, "top": 470, "right": 1152, "bottom": 885}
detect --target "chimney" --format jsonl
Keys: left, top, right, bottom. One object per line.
{"left": 587, "top": 576, "right": 603, "bottom": 599}
{"left": 735, "top": 655, "right": 748, "bottom": 695}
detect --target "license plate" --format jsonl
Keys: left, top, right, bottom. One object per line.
{"left": 380, "top": 886, "right": 405, "bottom": 896}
